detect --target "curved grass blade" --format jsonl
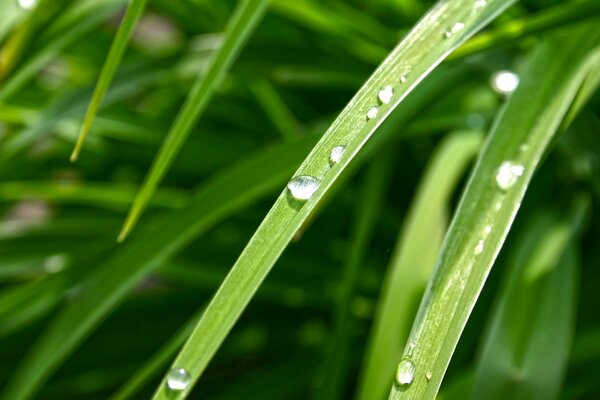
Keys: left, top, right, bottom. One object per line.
{"left": 0, "top": 134, "right": 318, "bottom": 400}
{"left": 357, "top": 130, "right": 483, "bottom": 400}
{"left": 387, "top": 24, "right": 600, "bottom": 400}
{"left": 118, "top": 0, "right": 271, "bottom": 241}
{"left": 472, "top": 198, "right": 587, "bottom": 399}
{"left": 151, "top": 1, "right": 517, "bottom": 398}
{"left": 70, "top": 0, "right": 149, "bottom": 161}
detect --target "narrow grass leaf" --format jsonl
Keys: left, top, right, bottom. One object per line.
{"left": 387, "top": 24, "right": 600, "bottom": 400}
{"left": 357, "top": 130, "right": 483, "bottom": 400}
{"left": 151, "top": 1, "right": 517, "bottom": 398}
{"left": 70, "top": 0, "right": 149, "bottom": 161}
{"left": 472, "top": 199, "right": 587, "bottom": 399}
{"left": 118, "top": 0, "right": 271, "bottom": 241}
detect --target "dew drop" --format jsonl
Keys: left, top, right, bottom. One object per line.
{"left": 474, "top": 0, "right": 487, "bottom": 11}
{"left": 474, "top": 240, "right": 484, "bottom": 255}
{"left": 18, "top": 0, "right": 36, "bottom": 9}
{"left": 483, "top": 225, "right": 492, "bottom": 236}
{"left": 426, "top": 371, "right": 433, "bottom": 382}
{"left": 495, "top": 161, "right": 525, "bottom": 191}
{"left": 444, "top": 22, "right": 465, "bottom": 38}
{"left": 287, "top": 175, "right": 320, "bottom": 200}
{"left": 378, "top": 85, "right": 394, "bottom": 104}
{"left": 491, "top": 71, "right": 519, "bottom": 95}
{"left": 167, "top": 368, "right": 191, "bottom": 391}
{"left": 519, "top": 143, "right": 529, "bottom": 153}
{"left": 400, "top": 74, "right": 407, "bottom": 83}
{"left": 396, "top": 357, "right": 416, "bottom": 386}
{"left": 366, "top": 106, "right": 379, "bottom": 120}
{"left": 329, "top": 145, "right": 346, "bottom": 165}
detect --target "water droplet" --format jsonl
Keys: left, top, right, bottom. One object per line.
{"left": 400, "top": 74, "right": 408, "bottom": 83}
{"left": 495, "top": 161, "right": 525, "bottom": 191}
{"left": 495, "top": 200, "right": 503, "bottom": 211}
{"left": 426, "top": 371, "right": 433, "bottom": 381}
{"left": 329, "top": 145, "right": 346, "bottom": 165}
{"left": 474, "top": 0, "right": 487, "bottom": 11}
{"left": 444, "top": 22, "right": 465, "bottom": 38}
{"left": 167, "top": 368, "right": 191, "bottom": 391}
{"left": 491, "top": 71, "right": 519, "bottom": 95}
{"left": 483, "top": 225, "right": 492, "bottom": 236}
{"left": 519, "top": 143, "right": 529, "bottom": 153}
{"left": 378, "top": 85, "right": 394, "bottom": 104}
{"left": 18, "top": 0, "right": 36, "bottom": 9}
{"left": 366, "top": 107, "right": 379, "bottom": 120}
{"left": 396, "top": 357, "right": 416, "bottom": 386}
{"left": 287, "top": 175, "right": 320, "bottom": 200}
{"left": 474, "top": 240, "right": 484, "bottom": 255}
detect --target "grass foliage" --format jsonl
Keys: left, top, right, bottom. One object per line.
{"left": 1, "top": 0, "right": 600, "bottom": 399}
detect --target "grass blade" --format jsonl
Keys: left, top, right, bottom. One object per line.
{"left": 472, "top": 198, "right": 587, "bottom": 399}
{"left": 151, "top": 1, "right": 517, "bottom": 398}
{"left": 118, "top": 0, "right": 271, "bottom": 241}
{"left": 357, "top": 130, "right": 482, "bottom": 400}
{"left": 387, "top": 24, "right": 600, "bottom": 400}
{"left": 70, "top": 0, "right": 149, "bottom": 161}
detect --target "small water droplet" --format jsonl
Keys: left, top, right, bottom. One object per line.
{"left": 366, "top": 106, "right": 379, "bottom": 120}
{"left": 400, "top": 74, "right": 407, "bottom": 83}
{"left": 378, "top": 85, "right": 394, "bottom": 104}
{"left": 491, "top": 71, "right": 519, "bottom": 95}
{"left": 474, "top": 0, "right": 487, "bottom": 11}
{"left": 426, "top": 371, "right": 433, "bottom": 381}
{"left": 329, "top": 145, "right": 346, "bottom": 165}
{"left": 287, "top": 175, "right": 320, "bottom": 200}
{"left": 495, "top": 161, "right": 525, "bottom": 191}
{"left": 167, "top": 368, "right": 191, "bottom": 391}
{"left": 18, "top": 0, "right": 36, "bottom": 9}
{"left": 483, "top": 225, "right": 492, "bottom": 236}
{"left": 396, "top": 357, "right": 416, "bottom": 386}
{"left": 474, "top": 240, "right": 484, "bottom": 255}
{"left": 519, "top": 143, "right": 529, "bottom": 153}
{"left": 444, "top": 22, "right": 465, "bottom": 38}
{"left": 495, "top": 200, "right": 503, "bottom": 211}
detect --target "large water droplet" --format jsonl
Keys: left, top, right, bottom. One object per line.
{"left": 329, "top": 145, "right": 346, "bottom": 165}
{"left": 366, "top": 106, "right": 379, "bottom": 120}
{"left": 491, "top": 71, "right": 519, "bottom": 95}
{"left": 18, "top": 0, "right": 36, "bottom": 9}
{"left": 495, "top": 161, "right": 524, "bottom": 191}
{"left": 378, "top": 85, "right": 394, "bottom": 104}
{"left": 396, "top": 357, "right": 416, "bottom": 386}
{"left": 287, "top": 175, "right": 320, "bottom": 200}
{"left": 167, "top": 368, "right": 191, "bottom": 391}
{"left": 444, "top": 22, "right": 465, "bottom": 38}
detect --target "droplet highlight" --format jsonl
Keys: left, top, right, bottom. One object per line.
{"left": 366, "top": 107, "right": 379, "bottom": 120}
{"left": 426, "top": 371, "right": 433, "bottom": 381}
{"left": 287, "top": 175, "right": 320, "bottom": 200}
{"left": 495, "top": 161, "right": 524, "bottom": 191}
{"left": 483, "top": 225, "right": 492, "bottom": 236}
{"left": 329, "top": 145, "right": 346, "bottom": 165}
{"left": 396, "top": 357, "right": 416, "bottom": 386}
{"left": 167, "top": 368, "right": 191, "bottom": 391}
{"left": 444, "top": 22, "right": 465, "bottom": 38}
{"left": 400, "top": 74, "right": 407, "bottom": 83}
{"left": 474, "top": 0, "right": 487, "bottom": 11}
{"left": 491, "top": 71, "right": 519, "bottom": 95}
{"left": 474, "top": 240, "right": 484, "bottom": 255}
{"left": 378, "top": 85, "right": 394, "bottom": 104}
{"left": 18, "top": 0, "right": 36, "bottom": 9}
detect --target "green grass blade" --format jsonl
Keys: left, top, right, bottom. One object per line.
{"left": 0, "top": 135, "right": 316, "bottom": 400}
{"left": 387, "top": 24, "right": 600, "bottom": 400}
{"left": 357, "top": 130, "right": 483, "bottom": 400}
{"left": 249, "top": 78, "right": 301, "bottom": 141}
{"left": 472, "top": 198, "right": 587, "bottom": 399}
{"left": 118, "top": 0, "right": 271, "bottom": 241}
{"left": 316, "top": 151, "right": 395, "bottom": 400}
{"left": 70, "top": 0, "right": 149, "bottom": 161}
{"left": 151, "top": 1, "right": 517, "bottom": 398}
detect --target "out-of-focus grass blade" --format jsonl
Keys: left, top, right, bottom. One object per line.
{"left": 472, "top": 199, "right": 587, "bottom": 399}
{"left": 118, "top": 0, "right": 271, "bottom": 241}
{"left": 0, "top": 134, "right": 318, "bottom": 400}
{"left": 316, "top": 151, "right": 394, "bottom": 400}
{"left": 357, "top": 130, "right": 483, "bottom": 400}
{"left": 387, "top": 24, "right": 600, "bottom": 400}
{"left": 70, "top": 0, "right": 149, "bottom": 161}
{"left": 152, "top": 1, "right": 517, "bottom": 398}
{"left": 249, "top": 78, "right": 300, "bottom": 141}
